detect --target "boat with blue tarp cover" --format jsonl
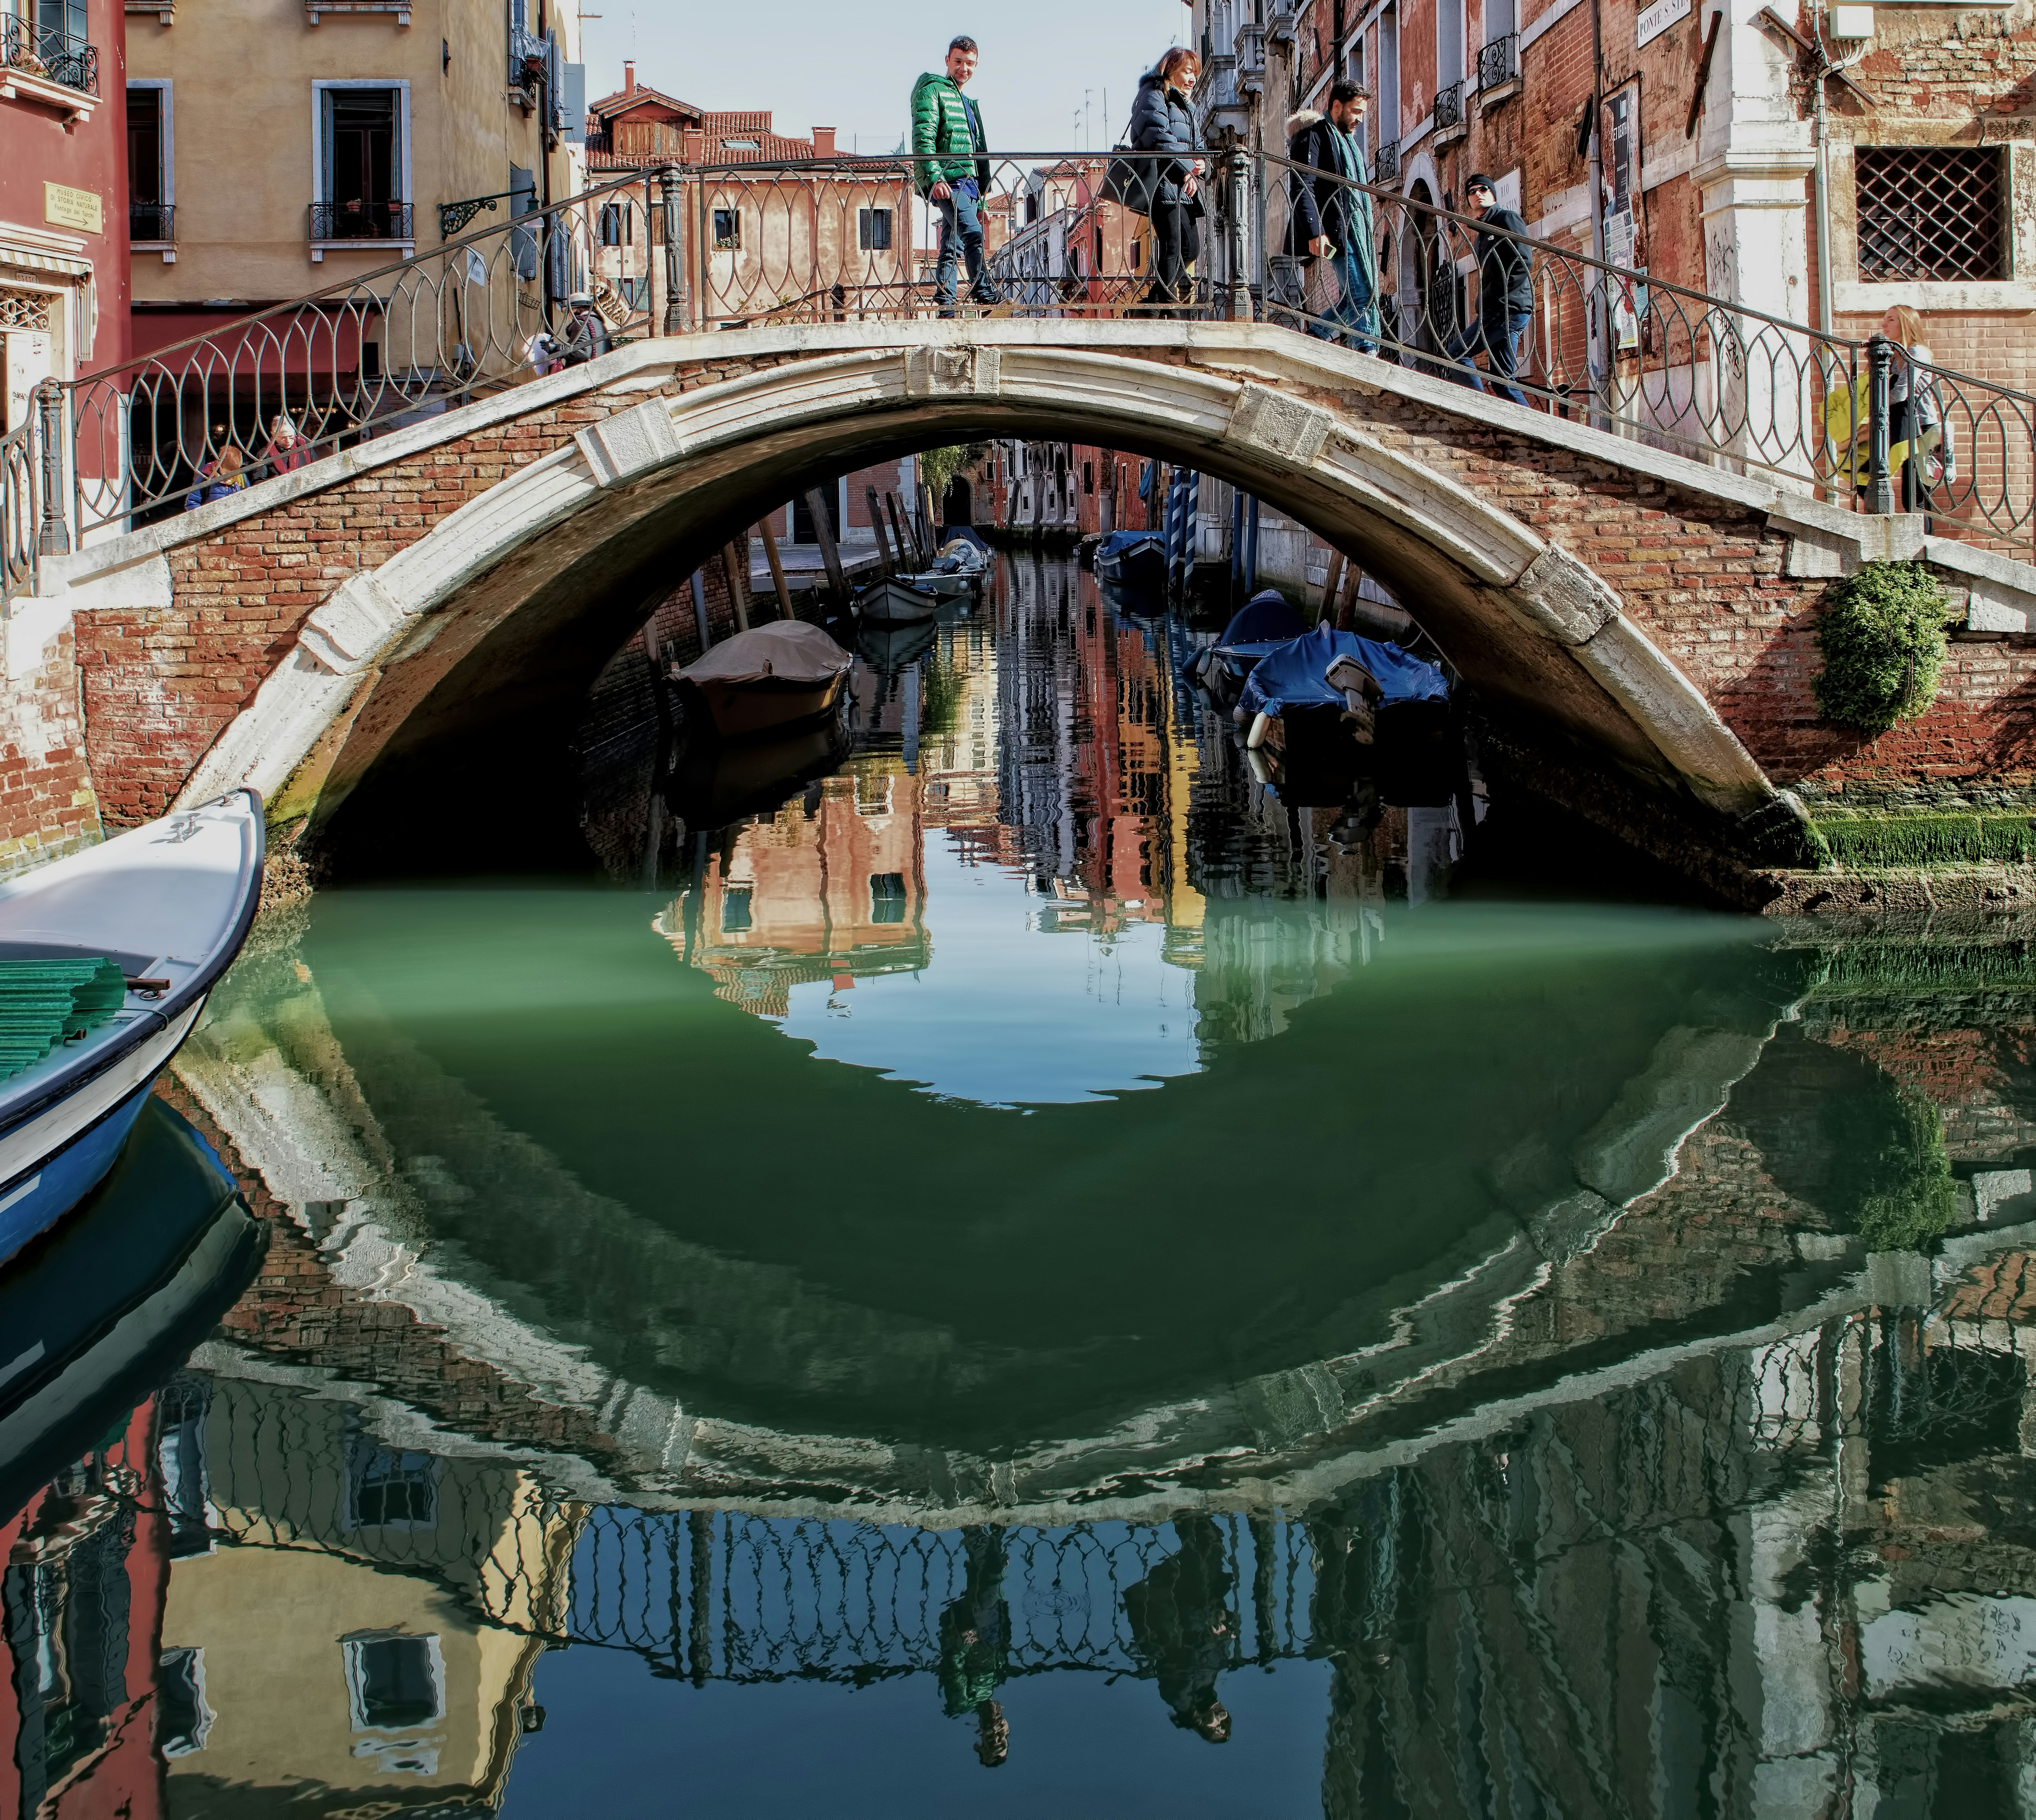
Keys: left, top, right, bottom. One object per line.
{"left": 1094, "top": 529, "right": 1166, "bottom": 591}
{"left": 0, "top": 789, "right": 264, "bottom": 1270}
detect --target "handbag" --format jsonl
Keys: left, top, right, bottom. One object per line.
{"left": 1103, "top": 148, "right": 1154, "bottom": 217}
{"left": 1103, "top": 107, "right": 1154, "bottom": 217}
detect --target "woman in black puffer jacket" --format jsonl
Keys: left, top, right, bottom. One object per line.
{"left": 1128, "top": 48, "right": 1203, "bottom": 315}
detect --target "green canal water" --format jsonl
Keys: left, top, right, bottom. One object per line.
{"left": 12, "top": 557, "right": 2036, "bottom": 1815}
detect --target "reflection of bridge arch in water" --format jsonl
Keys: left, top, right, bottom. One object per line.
{"left": 83, "top": 1279, "right": 2036, "bottom": 1812}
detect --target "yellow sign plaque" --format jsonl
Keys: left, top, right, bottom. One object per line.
{"left": 43, "top": 182, "right": 103, "bottom": 234}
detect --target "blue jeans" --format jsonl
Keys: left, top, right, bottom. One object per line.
{"left": 933, "top": 180, "right": 990, "bottom": 312}
{"left": 1448, "top": 310, "right": 1532, "bottom": 407}
{"left": 1308, "top": 244, "right": 1378, "bottom": 353}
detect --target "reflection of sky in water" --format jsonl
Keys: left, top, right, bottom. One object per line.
{"left": 776, "top": 836, "right": 1201, "bottom": 1106}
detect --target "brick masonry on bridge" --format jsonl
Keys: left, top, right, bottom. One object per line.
{"left": 12, "top": 325, "right": 2036, "bottom": 856}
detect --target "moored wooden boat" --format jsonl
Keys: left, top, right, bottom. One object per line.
{"left": 673, "top": 621, "right": 855, "bottom": 741}
{"left": 0, "top": 788, "right": 264, "bottom": 1272}
{"left": 854, "top": 577, "right": 941, "bottom": 626}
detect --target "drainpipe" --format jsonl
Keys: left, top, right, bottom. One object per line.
{"left": 1807, "top": 0, "right": 1836, "bottom": 339}
{"left": 1586, "top": 0, "right": 1609, "bottom": 429}
{"left": 1245, "top": 495, "right": 1260, "bottom": 593}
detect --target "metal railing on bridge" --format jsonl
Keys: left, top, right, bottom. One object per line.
{"left": 6, "top": 144, "right": 2033, "bottom": 611}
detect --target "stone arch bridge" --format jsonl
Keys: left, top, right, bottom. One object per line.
{"left": 23, "top": 319, "right": 2036, "bottom": 900}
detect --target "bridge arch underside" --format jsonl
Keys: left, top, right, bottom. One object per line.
{"left": 221, "top": 341, "right": 1775, "bottom": 863}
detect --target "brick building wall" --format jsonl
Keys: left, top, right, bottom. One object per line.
{"left": 0, "top": 612, "right": 101, "bottom": 874}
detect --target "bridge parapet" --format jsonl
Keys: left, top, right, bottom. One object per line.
{"left": 6, "top": 147, "right": 2034, "bottom": 616}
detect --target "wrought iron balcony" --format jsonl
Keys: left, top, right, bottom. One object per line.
{"left": 1374, "top": 140, "right": 1400, "bottom": 185}
{"left": 1479, "top": 33, "right": 1520, "bottom": 93}
{"left": 308, "top": 200, "right": 415, "bottom": 243}
{"left": 1434, "top": 82, "right": 1466, "bottom": 137}
{"left": 130, "top": 201, "right": 175, "bottom": 242}
{"left": 509, "top": 25, "right": 546, "bottom": 95}
{"left": 1, "top": 13, "right": 99, "bottom": 97}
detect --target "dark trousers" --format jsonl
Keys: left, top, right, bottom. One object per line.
{"left": 934, "top": 181, "right": 991, "bottom": 313}
{"left": 1148, "top": 201, "right": 1200, "bottom": 311}
{"left": 1447, "top": 309, "right": 1532, "bottom": 407}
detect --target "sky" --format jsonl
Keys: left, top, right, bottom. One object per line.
{"left": 578, "top": 0, "right": 1190, "bottom": 158}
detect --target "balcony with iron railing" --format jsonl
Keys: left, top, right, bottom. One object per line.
{"left": 1433, "top": 82, "right": 1466, "bottom": 143}
{"left": 1, "top": 12, "right": 99, "bottom": 101}
{"left": 1375, "top": 140, "right": 1400, "bottom": 185}
{"left": 130, "top": 201, "right": 175, "bottom": 243}
{"left": 309, "top": 200, "right": 415, "bottom": 246}
{"left": 1478, "top": 33, "right": 1520, "bottom": 99}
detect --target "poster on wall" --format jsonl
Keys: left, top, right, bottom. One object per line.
{"left": 1637, "top": 0, "right": 1694, "bottom": 49}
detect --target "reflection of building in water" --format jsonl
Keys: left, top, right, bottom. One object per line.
{"left": 655, "top": 774, "right": 930, "bottom": 1020}
{"left": 151, "top": 1373, "right": 569, "bottom": 1816}
{"left": 0, "top": 1401, "right": 169, "bottom": 1820}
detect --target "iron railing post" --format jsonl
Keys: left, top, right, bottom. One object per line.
{"left": 34, "top": 380, "right": 69, "bottom": 558}
{"left": 658, "top": 164, "right": 686, "bottom": 336}
{"left": 1222, "top": 132, "right": 1251, "bottom": 321}
{"left": 1867, "top": 333, "right": 1896, "bottom": 516}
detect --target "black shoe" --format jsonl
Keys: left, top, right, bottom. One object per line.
{"left": 970, "top": 284, "right": 1002, "bottom": 306}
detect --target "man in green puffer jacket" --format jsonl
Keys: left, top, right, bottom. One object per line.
{"left": 911, "top": 36, "right": 998, "bottom": 315}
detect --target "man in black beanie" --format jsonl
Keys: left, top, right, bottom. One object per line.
{"left": 1448, "top": 174, "right": 1533, "bottom": 406}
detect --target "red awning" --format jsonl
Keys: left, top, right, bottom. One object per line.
{"left": 127, "top": 307, "right": 370, "bottom": 381}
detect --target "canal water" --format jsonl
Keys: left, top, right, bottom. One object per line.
{"left": 10, "top": 554, "right": 2036, "bottom": 1815}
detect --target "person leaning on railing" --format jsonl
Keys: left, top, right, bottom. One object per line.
{"left": 1128, "top": 48, "right": 1205, "bottom": 319}
{"left": 1447, "top": 174, "right": 1533, "bottom": 408}
{"left": 1285, "top": 80, "right": 1378, "bottom": 354}
{"left": 184, "top": 444, "right": 247, "bottom": 511}
{"left": 911, "top": 35, "right": 999, "bottom": 317}
{"left": 1879, "top": 304, "right": 1957, "bottom": 516}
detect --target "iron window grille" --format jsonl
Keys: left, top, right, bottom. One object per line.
{"left": 1855, "top": 146, "right": 2008, "bottom": 283}
{"left": 309, "top": 201, "right": 415, "bottom": 242}
{"left": 1433, "top": 83, "right": 1465, "bottom": 134}
{"left": 1478, "top": 33, "right": 1518, "bottom": 91}
{"left": 131, "top": 201, "right": 175, "bottom": 241}
{"left": 1375, "top": 140, "right": 1400, "bottom": 185}
{"left": 1, "top": 11, "right": 97, "bottom": 96}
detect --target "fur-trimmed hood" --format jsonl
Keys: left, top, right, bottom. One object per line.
{"left": 1286, "top": 108, "right": 1323, "bottom": 136}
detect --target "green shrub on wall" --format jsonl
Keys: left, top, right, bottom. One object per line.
{"left": 1813, "top": 562, "right": 1950, "bottom": 734}
{"left": 1854, "top": 1090, "right": 1960, "bottom": 1254}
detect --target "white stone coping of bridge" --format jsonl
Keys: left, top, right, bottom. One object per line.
{"left": 28, "top": 319, "right": 2034, "bottom": 827}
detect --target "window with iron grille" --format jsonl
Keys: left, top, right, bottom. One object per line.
{"left": 1855, "top": 147, "right": 2008, "bottom": 283}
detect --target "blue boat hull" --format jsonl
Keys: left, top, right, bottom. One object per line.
{"left": 0, "top": 1082, "right": 153, "bottom": 1272}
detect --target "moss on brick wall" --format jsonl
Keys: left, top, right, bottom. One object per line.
{"left": 1814, "top": 810, "right": 2036, "bottom": 868}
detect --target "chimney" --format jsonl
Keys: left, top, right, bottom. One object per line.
{"left": 811, "top": 126, "right": 836, "bottom": 159}
{"left": 624, "top": 60, "right": 637, "bottom": 94}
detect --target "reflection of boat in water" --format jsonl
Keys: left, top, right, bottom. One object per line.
{"left": 667, "top": 717, "right": 852, "bottom": 830}
{"left": 855, "top": 576, "right": 941, "bottom": 626}
{"left": 0, "top": 1095, "right": 265, "bottom": 1520}
{"left": 857, "top": 618, "right": 939, "bottom": 675}
{"left": 672, "top": 621, "right": 854, "bottom": 741}
{"left": 0, "top": 788, "right": 264, "bottom": 1270}
{"left": 1099, "top": 574, "right": 1166, "bottom": 620}
{"left": 1094, "top": 529, "right": 1165, "bottom": 591}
